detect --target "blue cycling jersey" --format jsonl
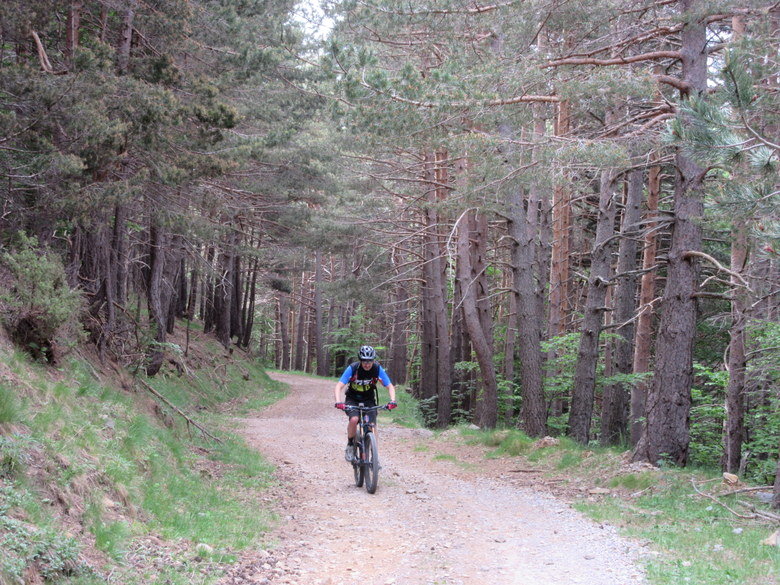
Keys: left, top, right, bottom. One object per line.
{"left": 338, "top": 363, "right": 392, "bottom": 387}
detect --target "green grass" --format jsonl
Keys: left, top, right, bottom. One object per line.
{"left": 462, "top": 428, "right": 535, "bottom": 457}
{"left": 0, "top": 345, "right": 284, "bottom": 584}
{"left": 0, "top": 381, "right": 23, "bottom": 424}
{"left": 608, "top": 471, "right": 658, "bottom": 491}
{"left": 574, "top": 473, "right": 778, "bottom": 585}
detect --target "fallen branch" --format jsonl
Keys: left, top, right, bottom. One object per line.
{"left": 136, "top": 378, "right": 222, "bottom": 444}
{"left": 737, "top": 501, "right": 780, "bottom": 523}
{"left": 721, "top": 485, "right": 774, "bottom": 496}
{"left": 690, "top": 478, "right": 757, "bottom": 520}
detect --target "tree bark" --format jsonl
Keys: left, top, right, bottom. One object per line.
{"left": 203, "top": 246, "right": 216, "bottom": 333}
{"left": 773, "top": 442, "right": 780, "bottom": 509}
{"left": 723, "top": 225, "right": 749, "bottom": 472}
{"left": 118, "top": 1, "right": 137, "bottom": 75}
{"left": 241, "top": 257, "right": 258, "bottom": 348}
{"left": 601, "top": 169, "right": 643, "bottom": 445}
{"left": 66, "top": 2, "right": 83, "bottom": 66}
{"left": 230, "top": 252, "right": 243, "bottom": 342}
{"left": 389, "top": 248, "right": 410, "bottom": 384}
{"left": 506, "top": 186, "right": 547, "bottom": 437}
{"left": 146, "top": 224, "right": 184, "bottom": 376}
{"left": 293, "top": 272, "right": 307, "bottom": 371}
{"left": 314, "top": 252, "right": 328, "bottom": 375}
{"left": 502, "top": 272, "right": 517, "bottom": 424}
{"left": 569, "top": 168, "right": 617, "bottom": 443}
{"left": 631, "top": 156, "right": 661, "bottom": 444}
{"left": 633, "top": 0, "right": 708, "bottom": 465}
{"left": 418, "top": 150, "right": 453, "bottom": 426}
{"left": 279, "top": 291, "right": 291, "bottom": 369}
{"left": 456, "top": 210, "right": 498, "bottom": 429}
{"left": 548, "top": 99, "right": 573, "bottom": 340}
{"left": 215, "top": 240, "right": 234, "bottom": 349}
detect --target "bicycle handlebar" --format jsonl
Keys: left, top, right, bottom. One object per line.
{"left": 346, "top": 404, "right": 389, "bottom": 411}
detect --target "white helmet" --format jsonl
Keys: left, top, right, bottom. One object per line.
{"left": 358, "top": 345, "right": 376, "bottom": 360}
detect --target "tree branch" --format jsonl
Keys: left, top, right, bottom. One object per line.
{"left": 682, "top": 250, "right": 752, "bottom": 290}
{"left": 543, "top": 50, "right": 681, "bottom": 69}
{"left": 656, "top": 75, "right": 691, "bottom": 92}
{"left": 357, "top": 0, "right": 520, "bottom": 16}
{"left": 360, "top": 79, "right": 559, "bottom": 107}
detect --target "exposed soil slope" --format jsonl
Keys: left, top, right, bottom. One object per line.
{"left": 228, "top": 372, "right": 649, "bottom": 585}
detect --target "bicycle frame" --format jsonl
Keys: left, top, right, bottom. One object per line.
{"left": 351, "top": 403, "right": 380, "bottom": 449}
{"left": 346, "top": 403, "right": 387, "bottom": 493}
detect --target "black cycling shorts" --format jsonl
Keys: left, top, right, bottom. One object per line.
{"left": 344, "top": 396, "right": 378, "bottom": 425}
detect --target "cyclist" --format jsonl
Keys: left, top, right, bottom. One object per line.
{"left": 334, "top": 345, "right": 397, "bottom": 462}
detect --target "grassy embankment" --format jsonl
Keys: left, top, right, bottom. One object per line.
{"left": 0, "top": 334, "right": 286, "bottom": 585}
{"left": 457, "top": 428, "right": 779, "bottom": 585}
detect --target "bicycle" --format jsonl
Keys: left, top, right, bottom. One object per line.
{"left": 345, "top": 403, "right": 388, "bottom": 494}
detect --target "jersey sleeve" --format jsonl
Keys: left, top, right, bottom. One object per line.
{"left": 377, "top": 365, "right": 392, "bottom": 386}
{"left": 338, "top": 366, "right": 353, "bottom": 385}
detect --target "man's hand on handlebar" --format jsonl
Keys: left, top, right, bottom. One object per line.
{"left": 386, "top": 401, "right": 397, "bottom": 410}
{"left": 335, "top": 402, "right": 346, "bottom": 410}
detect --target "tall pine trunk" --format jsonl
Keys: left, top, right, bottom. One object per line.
{"left": 456, "top": 210, "right": 498, "bottom": 428}
{"left": 633, "top": 0, "right": 707, "bottom": 465}
{"left": 314, "top": 252, "right": 328, "bottom": 375}
{"left": 506, "top": 186, "right": 546, "bottom": 437}
{"left": 631, "top": 157, "right": 661, "bottom": 444}
{"left": 419, "top": 150, "right": 452, "bottom": 427}
{"left": 569, "top": 168, "right": 617, "bottom": 443}
{"left": 723, "top": 226, "right": 749, "bottom": 472}
{"left": 601, "top": 169, "right": 643, "bottom": 445}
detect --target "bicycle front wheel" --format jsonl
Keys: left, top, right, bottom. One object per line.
{"left": 353, "top": 439, "right": 365, "bottom": 487}
{"left": 364, "top": 432, "right": 380, "bottom": 494}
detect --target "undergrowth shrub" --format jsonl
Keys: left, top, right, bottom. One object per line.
{"left": 0, "top": 435, "right": 35, "bottom": 478}
{"left": 0, "top": 484, "right": 83, "bottom": 582}
{"left": 0, "top": 232, "right": 82, "bottom": 363}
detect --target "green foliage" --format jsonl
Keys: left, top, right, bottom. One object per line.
{"left": 326, "top": 309, "right": 383, "bottom": 371}
{"left": 1, "top": 484, "right": 83, "bottom": 582}
{"left": 0, "top": 232, "right": 82, "bottom": 359}
{"left": 688, "top": 363, "right": 728, "bottom": 469}
{"left": 385, "top": 388, "right": 424, "bottom": 428}
{"left": 0, "top": 434, "right": 35, "bottom": 478}
{"left": 0, "top": 342, "right": 285, "bottom": 581}
{"left": 542, "top": 333, "right": 649, "bottom": 436}
{"left": 541, "top": 333, "right": 580, "bottom": 409}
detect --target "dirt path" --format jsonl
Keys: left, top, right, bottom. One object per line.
{"left": 225, "top": 372, "right": 649, "bottom": 585}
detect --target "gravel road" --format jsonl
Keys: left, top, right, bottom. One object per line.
{"left": 228, "top": 372, "right": 649, "bottom": 585}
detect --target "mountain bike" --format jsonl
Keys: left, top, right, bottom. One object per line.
{"left": 346, "top": 403, "right": 388, "bottom": 494}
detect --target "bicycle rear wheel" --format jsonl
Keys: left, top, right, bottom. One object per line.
{"left": 353, "top": 439, "right": 365, "bottom": 487}
{"left": 364, "top": 432, "right": 379, "bottom": 494}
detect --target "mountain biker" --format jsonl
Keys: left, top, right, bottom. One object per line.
{"left": 334, "top": 345, "right": 397, "bottom": 462}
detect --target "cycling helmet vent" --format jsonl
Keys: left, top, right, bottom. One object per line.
{"left": 358, "top": 345, "right": 376, "bottom": 360}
